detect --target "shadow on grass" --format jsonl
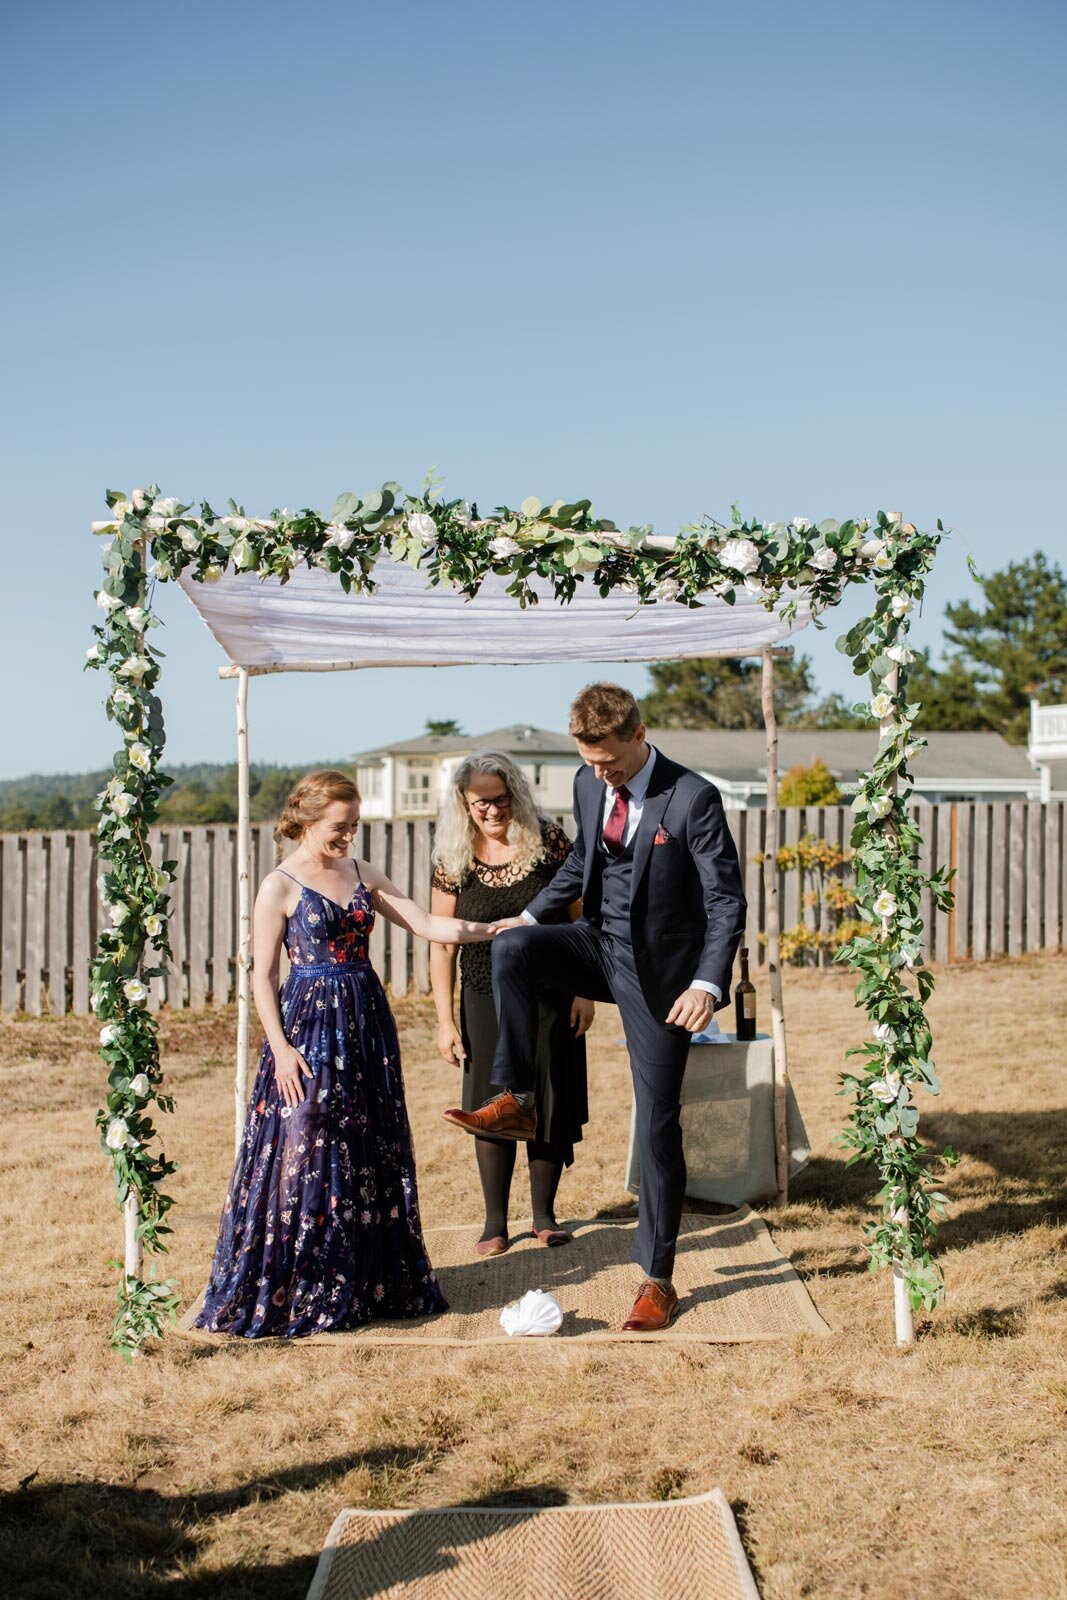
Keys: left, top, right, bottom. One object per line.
{"left": 0, "top": 1466, "right": 567, "bottom": 1600}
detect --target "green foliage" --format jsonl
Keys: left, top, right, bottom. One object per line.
{"left": 940, "top": 552, "right": 1067, "bottom": 744}
{"left": 778, "top": 758, "right": 842, "bottom": 806}
{"left": 424, "top": 719, "right": 465, "bottom": 737}
{"left": 88, "top": 492, "right": 950, "bottom": 1348}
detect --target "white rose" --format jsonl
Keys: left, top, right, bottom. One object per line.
{"left": 112, "top": 499, "right": 130, "bottom": 521}
{"left": 719, "top": 537, "right": 760, "bottom": 576}
{"left": 870, "top": 693, "right": 894, "bottom": 719}
{"left": 144, "top": 516, "right": 167, "bottom": 532}
{"left": 99, "top": 1023, "right": 119, "bottom": 1046}
{"left": 886, "top": 511, "right": 903, "bottom": 526}
{"left": 868, "top": 794, "right": 893, "bottom": 819}
{"left": 407, "top": 511, "right": 437, "bottom": 544}
{"left": 129, "top": 1074, "right": 151, "bottom": 1099}
{"left": 153, "top": 497, "right": 180, "bottom": 518}
{"left": 873, "top": 549, "right": 894, "bottom": 573}
{"left": 123, "top": 978, "right": 148, "bottom": 1005}
{"left": 653, "top": 577, "right": 681, "bottom": 603}
{"left": 325, "top": 523, "right": 355, "bottom": 552}
{"left": 812, "top": 546, "right": 837, "bottom": 571}
{"left": 871, "top": 1071, "right": 902, "bottom": 1105}
{"left": 872, "top": 1022, "right": 894, "bottom": 1042}
{"left": 743, "top": 576, "right": 768, "bottom": 598}
{"left": 112, "top": 823, "right": 132, "bottom": 841}
{"left": 764, "top": 522, "right": 783, "bottom": 535}
{"left": 152, "top": 867, "right": 169, "bottom": 892}
{"left": 86, "top": 644, "right": 104, "bottom": 662}
{"left": 127, "top": 742, "right": 151, "bottom": 772}
{"left": 873, "top": 890, "right": 897, "bottom": 920}
{"left": 220, "top": 516, "right": 251, "bottom": 532}
{"left": 96, "top": 590, "right": 122, "bottom": 613}
{"left": 151, "top": 558, "right": 174, "bottom": 581}
{"left": 144, "top": 913, "right": 164, "bottom": 938}
{"left": 131, "top": 488, "right": 149, "bottom": 511}
{"left": 203, "top": 563, "right": 224, "bottom": 583}
{"left": 110, "top": 792, "right": 135, "bottom": 818}
{"left": 791, "top": 516, "right": 811, "bottom": 533}
{"left": 125, "top": 606, "right": 149, "bottom": 630}
{"left": 112, "top": 687, "right": 135, "bottom": 707}
{"left": 891, "top": 594, "right": 912, "bottom": 618}
{"left": 119, "top": 655, "right": 151, "bottom": 681}
{"left": 889, "top": 1203, "right": 909, "bottom": 1225}
{"left": 105, "top": 1117, "right": 130, "bottom": 1151}
{"left": 181, "top": 529, "right": 201, "bottom": 553}
{"left": 231, "top": 537, "right": 255, "bottom": 569}
{"left": 861, "top": 538, "right": 885, "bottom": 561}
{"left": 885, "top": 643, "right": 914, "bottom": 665}
{"left": 108, "top": 902, "right": 130, "bottom": 926}
{"left": 489, "top": 535, "right": 521, "bottom": 560}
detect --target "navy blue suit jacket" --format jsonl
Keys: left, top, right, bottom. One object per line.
{"left": 525, "top": 752, "right": 747, "bottom": 1020}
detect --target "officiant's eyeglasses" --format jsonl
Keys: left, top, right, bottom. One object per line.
{"left": 469, "top": 793, "right": 511, "bottom": 815}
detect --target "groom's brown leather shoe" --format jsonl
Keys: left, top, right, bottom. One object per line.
{"left": 622, "top": 1280, "right": 679, "bottom": 1332}
{"left": 443, "top": 1091, "right": 537, "bottom": 1141}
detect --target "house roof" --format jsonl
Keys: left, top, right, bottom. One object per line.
{"left": 650, "top": 729, "right": 1037, "bottom": 788}
{"left": 355, "top": 724, "right": 1036, "bottom": 788}
{"left": 353, "top": 724, "right": 575, "bottom": 761}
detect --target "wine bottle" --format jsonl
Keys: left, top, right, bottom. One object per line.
{"left": 735, "top": 946, "right": 756, "bottom": 1041}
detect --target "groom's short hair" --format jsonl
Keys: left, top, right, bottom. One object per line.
{"left": 570, "top": 682, "right": 642, "bottom": 743}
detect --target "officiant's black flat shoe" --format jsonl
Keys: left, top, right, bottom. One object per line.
{"left": 534, "top": 1227, "right": 571, "bottom": 1247}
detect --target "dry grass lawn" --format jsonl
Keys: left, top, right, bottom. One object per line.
{"left": 1, "top": 958, "right": 1065, "bottom": 1599}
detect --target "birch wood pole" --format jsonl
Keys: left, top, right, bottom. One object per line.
{"left": 125, "top": 536, "right": 148, "bottom": 1287}
{"left": 761, "top": 647, "right": 790, "bottom": 1207}
{"left": 883, "top": 512, "right": 921, "bottom": 1350}
{"left": 234, "top": 667, "right": 252, "bottom": 1155}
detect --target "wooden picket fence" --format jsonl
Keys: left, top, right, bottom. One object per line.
{"left": 1, "top": 802, "right": 1065, "bottom": 1015}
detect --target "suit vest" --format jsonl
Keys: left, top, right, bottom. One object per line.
{"left": 594, "top": 830, "right": 636, "bottom": 944}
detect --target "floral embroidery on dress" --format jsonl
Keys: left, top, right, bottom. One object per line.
{"left": 195, "top": 877, "right": 447, "bottom": 1338}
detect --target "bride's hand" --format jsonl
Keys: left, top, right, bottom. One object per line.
{"left": 489, "top": 916, "right": 526, "bottom": 936}
{"left": 274, "top": 1044, "right": 314, "bottom": 1107}
{"left": 436, "top": 1021, "right": 466, "bottom": 1067}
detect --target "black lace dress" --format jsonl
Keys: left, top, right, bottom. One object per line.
{"left": 432, "top": 819, "right": 588, "bottom": 1162}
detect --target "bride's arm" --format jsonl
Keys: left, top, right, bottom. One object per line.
{"left": 252, "top": 873, "right": 314, "bottom": 1106}
{"left": 359, "top": 859, "right": 492, "bottom": 943}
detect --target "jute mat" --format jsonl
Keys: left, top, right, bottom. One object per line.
{"left": 178, "top": 1205, "right": 829, "bottom": 1345}
{"left": 305, "top": 1490, "right": 760, "bottom": 1600}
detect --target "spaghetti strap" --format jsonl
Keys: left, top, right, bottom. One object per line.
{"left": 276, "top": 867, "right": 305, "bottom": 887}
{"left": 353, "top": 859, "right": 363, "bottom": 883}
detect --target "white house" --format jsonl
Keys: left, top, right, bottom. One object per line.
{"left": 1027, "top": 700, "right": 1067, "bottom": 801}
{"left": 652, "top": 729, "right": 1042, "bottom": 808}
{"left": 354, "top": 724, "right": 1041, "bottom": 820}
{"left": 353, "top": 725, "right": 578, "bottom": 820}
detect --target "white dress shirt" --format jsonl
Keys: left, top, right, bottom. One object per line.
{"left": 525, "top": 742, "right": 721, "bottom": 1004}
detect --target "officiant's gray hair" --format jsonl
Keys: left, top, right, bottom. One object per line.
{"left": 433, "top": 751, "right": 546, "bottom": 885}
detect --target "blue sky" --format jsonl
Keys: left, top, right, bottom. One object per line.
{"left": 2, "top": 1, "right": 1064, "bottom": 778}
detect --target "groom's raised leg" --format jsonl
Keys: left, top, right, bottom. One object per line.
{"left": 490, "top": 919, "right": 611, "bottom": 1091}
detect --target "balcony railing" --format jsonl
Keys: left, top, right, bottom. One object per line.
{"left": 398, "top": 790, "right": 438, "bottom": 815}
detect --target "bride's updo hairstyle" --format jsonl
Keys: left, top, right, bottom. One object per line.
{"left": 275, "top": 770, "right": 361, "bottom": 845}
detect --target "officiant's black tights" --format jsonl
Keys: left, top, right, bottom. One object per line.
{"left": 475, "top": 1136, "right": 564, "bottom": 1241}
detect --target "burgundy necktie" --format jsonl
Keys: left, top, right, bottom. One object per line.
{"left": 603, "top": 784, "right": 631, "bottom": 856}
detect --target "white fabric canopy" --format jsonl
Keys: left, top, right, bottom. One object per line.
{"left": 178, "top": 558, "right": 813, "bottom": 671}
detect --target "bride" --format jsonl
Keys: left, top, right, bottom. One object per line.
{"left": 195, "top": 769, "right": 496, "bottom": 1338}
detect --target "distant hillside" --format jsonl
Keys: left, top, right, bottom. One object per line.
{"left": 0, "top": 760, "right": 355, "bottom": 831}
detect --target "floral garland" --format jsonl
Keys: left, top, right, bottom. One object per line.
{"left": 87, "top": 480, "right": 951, "bottom": 1353}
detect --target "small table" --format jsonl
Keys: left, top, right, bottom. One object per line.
{"left": 624, "top": 1033, "right": 810, "bottom": 1207}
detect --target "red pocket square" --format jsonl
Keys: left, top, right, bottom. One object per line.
{"left": 653, "top": 827, "right": 672, "bottom": 845}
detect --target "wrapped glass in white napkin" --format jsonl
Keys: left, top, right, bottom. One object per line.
{"left": 499, "top": 1288, "right": 563, "bottom": 1337}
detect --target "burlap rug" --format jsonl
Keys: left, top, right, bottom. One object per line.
{"left": 178, "top": 1205, "right": 829, "bottom": 1345}
{"left": 305, "top": 1490, "right": 760, "bottom": 1600}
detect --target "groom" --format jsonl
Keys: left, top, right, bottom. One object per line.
{"left": 444, "top": 682, "right": 747, "bottom": 1331}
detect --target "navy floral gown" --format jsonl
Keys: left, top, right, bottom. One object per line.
{"left": 195, "top": 870, "right": 447, "bottom": 1337}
